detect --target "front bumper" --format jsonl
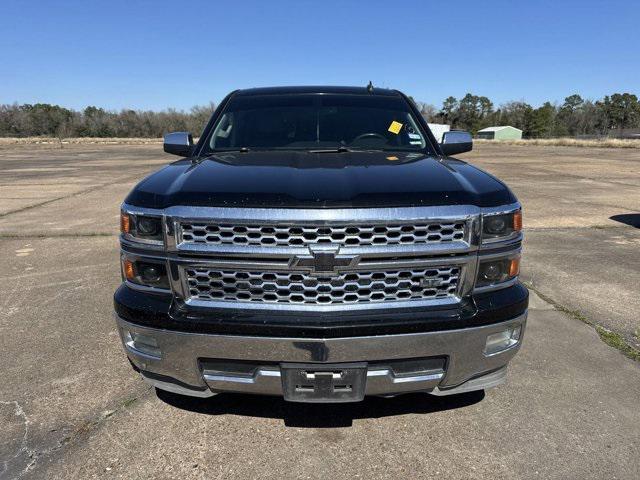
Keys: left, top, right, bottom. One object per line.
{"left": 116, "top": 311, "right": 527, "bottom": 400}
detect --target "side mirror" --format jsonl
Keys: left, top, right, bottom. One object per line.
{"left": 164, "top": 132, "right": 194, "bottom": 157}
{"left": 440, "top": 130, "right": 473, "bottom": 156}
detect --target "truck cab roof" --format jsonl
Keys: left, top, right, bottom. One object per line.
{"left": 233, "top": 86, "right": 401, "bottom": 97}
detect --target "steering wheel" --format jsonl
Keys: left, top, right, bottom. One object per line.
{"left": 351, "top": 132, "right": 387, "bottom": 144}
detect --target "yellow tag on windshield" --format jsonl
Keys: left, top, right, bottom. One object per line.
{"left": 388, "top": 121, "right": 403, "bottom": 134}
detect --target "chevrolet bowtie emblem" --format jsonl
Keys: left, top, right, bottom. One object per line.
{"left": 289, "top": 246, "right": 359, "bottom": 276}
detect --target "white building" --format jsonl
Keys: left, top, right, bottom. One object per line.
{"left": 427, "top": 123, "right": 450, "bottom": 143}
{"left": 477, "top": 126, "right": 523, "bottom": 140}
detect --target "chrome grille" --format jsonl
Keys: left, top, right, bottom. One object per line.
{"left": 179, "top": 221, "right": 466, "bottom": 248}
{"left": 185, "top": 266, "right": 460, "bottom": 306}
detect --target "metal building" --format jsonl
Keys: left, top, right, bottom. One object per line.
{"left": 427, "top": 123, "right": 450, "bottom": 143}
{"left": 477, "top": 126, "right": 523, "bottom": 140}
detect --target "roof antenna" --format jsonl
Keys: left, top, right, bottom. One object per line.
{"left": 366, "top": 81, "right": 374, "bottom": 93}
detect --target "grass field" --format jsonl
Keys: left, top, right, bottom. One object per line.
{"left": 0, "top": 136, "right": 163, "bottom": 146}
{"left": 474, "top": 137, "right": 640, "bottom": 148}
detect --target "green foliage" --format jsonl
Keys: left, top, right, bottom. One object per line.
{"left": 596, "top": 326, "right": 640, "bottom": 362}
{"left": 598, "top": 93, "right": 640, "bottom": 130}
{"left": 0, "top": 102, "right": 216, "bottom": 138}
{"left": 1, "top": 92, "right": 639, "bottom": 139}
{"left": 527, "top": 102, "right": 558, "bottom": 138}
{"left": 434, "top": 92, "right": 640, "bottom": 138}
{"left": 452, "top": 94, "right": 494, "bottom": 132}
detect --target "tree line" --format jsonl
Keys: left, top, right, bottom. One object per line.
{"left": 415, "top": 92, "right": 640, "bottom": 138}
{"left": 1, "top": 92, "right": 639, "bottom": 139}
{"left": 0, "top": 103, "right": 216, "bottom": 138}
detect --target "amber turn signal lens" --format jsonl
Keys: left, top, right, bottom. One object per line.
{"left": 513, "top": 210, "right": 523, "bottom": 232}
{"left": 120, "top": 212, "right": 130, "bottom": 234}
{"left": 123, "top": 259, "right": 135, "bottom": 281}
{"left": 509, "top": 257, "right": 521, "bottom": 277}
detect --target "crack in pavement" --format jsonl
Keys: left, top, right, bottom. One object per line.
{"left": 504, "top": 165, "right": 640, "bottom": 190}
{"left": 0, "top": 233, "right": 117, "bottom": 239}
{"left": 523, "top": 281, "right": 640, "bottom": 360}
{"left": 0, "top": 185, "right": 108, "bottom": 219}
{"left": 524, "top": 225, "right": 638, "bottom": 231}
{"left": 0, "top": 263, "right": 113, "bottom": 281}
{"left": 0, "top": 400, "right": 31, "bottom": 479}
{"left": 0, "top": 172, "right": 139, "bottom": 219}
{"left": 517, "top": 190, "right": 640, "bottom": 213}
{"left": 0, "top": 391, "right": 153, "bottom": 479}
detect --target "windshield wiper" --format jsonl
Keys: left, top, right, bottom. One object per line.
{"left": 211, "top": 147, "right": 251, "bottom": 153}
{"left": 308, "top": 146, "right": 353, "bottom": 153}
{"left": 194, "top": 147, "right": 251, "bottom": 163}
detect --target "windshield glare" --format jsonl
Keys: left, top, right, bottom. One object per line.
{"left": 203, "top": 94, "right": 429, "bottom": 153}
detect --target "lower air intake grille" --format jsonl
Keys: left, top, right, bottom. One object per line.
{"left": 184, "top": 266, "right": 460, "bottom": 306}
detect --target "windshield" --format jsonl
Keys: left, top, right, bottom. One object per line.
{"left": 201, "top": 94, "right": 431, "bottom": 154}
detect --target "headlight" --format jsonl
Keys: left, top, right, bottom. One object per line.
{"left": 476, "top": 255, "right": 520, "bottom": 288}
{"left": 121, "top": 211, "right": 164, "bottom": 243}
{"left": 482, "top": 209, "right": 522, "bottom": 242}
{"left": 122, "top": 257, "right": 170, "bottom": 290}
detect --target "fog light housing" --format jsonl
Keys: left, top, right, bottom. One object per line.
{"left": 484, "top": 326, "right": 521, "bottom": 355}
{"left": 124, "top": 330, "right": 161, "bottom": 358}
{"left": 139, "top": 263, "right": 163, "bottom": 283}
{"left": 476, "top": 255, "right": 520, "bottom": 289}
{"left": 121, "top": 256, "right": 170, "bottom": 290}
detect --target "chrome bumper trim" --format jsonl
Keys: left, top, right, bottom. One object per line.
{"left": 200, "top": 368, "right": 445, "bottom": 397}
{"left": 140, "top": 372, "right": 215, "bottom": 398}
{"left": 117, "top": 311, "right": 526, "bottom": 399}
{"left": 141, "top": 366, "right": 504, "bottom": 400}
{"left": 430, "top": 366, "right": 508, "bottom": 396}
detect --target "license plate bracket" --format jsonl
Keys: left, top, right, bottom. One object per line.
{"left": 281, "top": 362, "right": 367, "bottom": 403}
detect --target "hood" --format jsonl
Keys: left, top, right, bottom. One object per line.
{"left": 125, "top": 151, "right": 516, "bottom": 209}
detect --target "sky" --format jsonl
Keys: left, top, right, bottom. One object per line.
{"left": 1, "top": 0, "right": 638, "bottom": 112}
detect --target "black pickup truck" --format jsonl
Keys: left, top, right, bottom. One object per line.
{"left": 115, "top": 86, "right": 527, "bottom": 403}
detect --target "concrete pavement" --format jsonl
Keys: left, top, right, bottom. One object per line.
{"left": 0, "top": 143, "right": 638, "bottom": 479}
{"left": 466, "top": 143, "right": 640, "bottom": 350}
